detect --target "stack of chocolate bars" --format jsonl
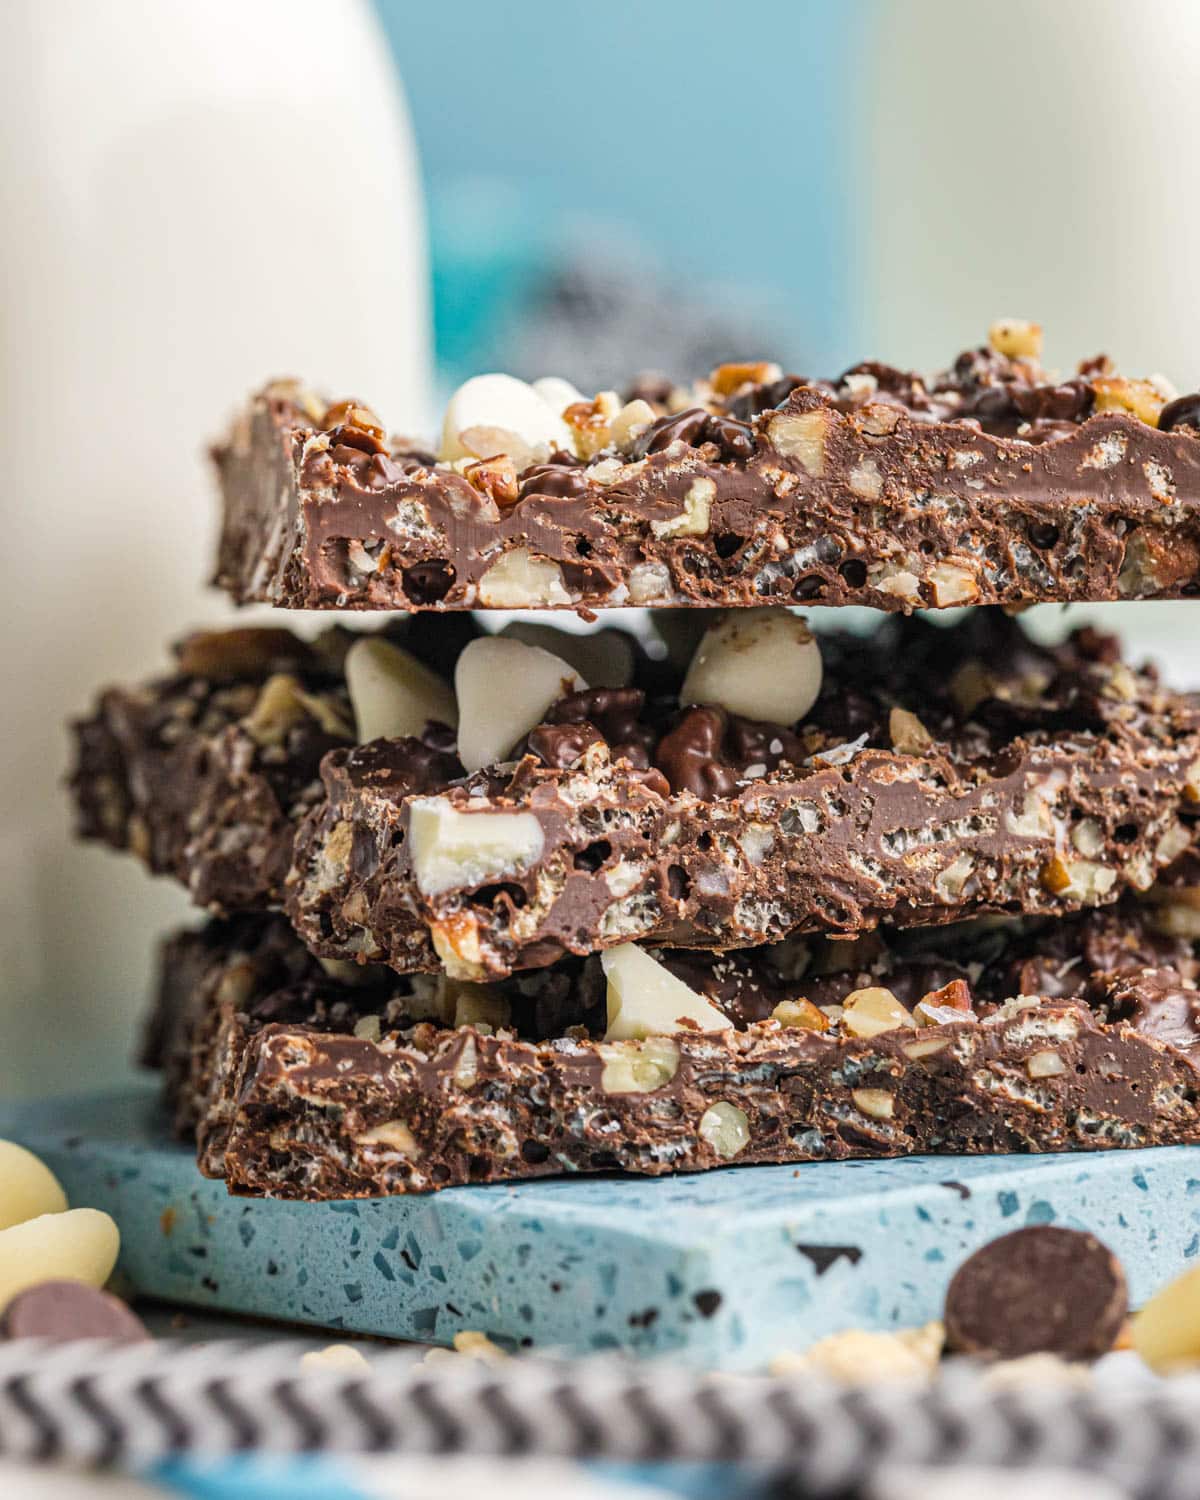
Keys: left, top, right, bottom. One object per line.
{"left": 71, "top": 321, "right": 1200, "bottom": 1200}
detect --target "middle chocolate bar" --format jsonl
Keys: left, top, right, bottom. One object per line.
{"left": 73, "top": 610, "right": 1200, "bottom": 978}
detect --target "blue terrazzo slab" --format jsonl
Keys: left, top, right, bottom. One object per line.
{"left": 5, "top": 1086, "right": 1199, "bottom": 1370}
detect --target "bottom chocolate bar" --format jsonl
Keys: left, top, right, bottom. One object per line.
{"left": 146, "top": 888, "right": 1200, "bottom": 1199}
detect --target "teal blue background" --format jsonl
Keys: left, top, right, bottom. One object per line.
{"left": 374, "top": 0, "right": 860, "bottom": 375}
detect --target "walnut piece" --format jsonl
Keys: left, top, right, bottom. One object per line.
{"left": 477, "top": 548, "right": 572, "bottom": 608}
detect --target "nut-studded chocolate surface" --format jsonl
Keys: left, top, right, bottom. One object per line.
{"left": 289, "top": 613, "right": 1200, "bottom": 976}
{"left": 74, "top": 612, "right": 1200, "bottom": 958}
{"left": 213, "top": 339, "right": 1200, "bottom": 613}
{"left": 147, "top": 897, "right": 1200, "bottom": 1196}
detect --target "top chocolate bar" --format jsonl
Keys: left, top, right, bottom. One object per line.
{"left": 213, "top": 322, "right": 1200, "bottom": 613}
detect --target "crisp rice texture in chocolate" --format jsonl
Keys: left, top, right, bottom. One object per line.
{"left": 145, "top": 900, "right": 1200, "bottom": 1196}
{"left": 213, "top": 343, "right": 1200, "bottom": 613}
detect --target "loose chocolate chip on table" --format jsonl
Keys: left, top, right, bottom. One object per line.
{"left": 1, "top": 1279, "right": 152, "bottom": 1343}
{"left": 944, "top": 1226, "right": 1127, "bottom": 1360}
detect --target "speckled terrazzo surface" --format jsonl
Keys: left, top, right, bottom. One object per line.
{"left": 6, "top": 1086, "right": 1200, "bottom": 1369}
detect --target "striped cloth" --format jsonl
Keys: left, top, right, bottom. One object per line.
{"left": 1, "top": 1339, "right": 1199, "bottom": 1498}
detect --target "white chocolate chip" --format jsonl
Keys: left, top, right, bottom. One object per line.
{"left": 597, "top": 1036, "right": 680, "bottom": 1093}
{"left": 602, "top": 943, "right": 729, "bottom": 1040}
{"left": 345, "top": 637, "right": 458, "bottom": 744}
{"left": 454, "top": 635, "right": 585, "bottom": 772}
{"left": 500, "top": 622, "right": 634, "bottom": 689}
{"left": 409, "top": 799, "right": 545, "bottom": 896}
{"left": 0, "top": 1141, "right": 68, "bottom": 1231}
{"left": 0, "top": 1208, "right": 120, "bottom": 1308}
{"left": 300, "top": 1343, "right": 371, "bottom": 1373}
{"left": 477, "top": 548, "right": 572, "bottom": 608}
{"left": 440, "top": 373, "right": 572, "bottom": 466}
{"left": 1134, "top": 1263, "right": 1200, "bottom": 1373}
{"left": 530, "top": 375, "right": 585, "bottom": 414}
{"left": 699, "top": 1101, "right": 750, "bottom": 1159}
{"left": 681, "top": 608, "right": 823, "bottom": 725}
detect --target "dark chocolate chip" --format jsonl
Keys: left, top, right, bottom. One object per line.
{"left": 944, "top": 1226, "right": 1127, "bottom": 1360}
{"left": 1, "top": 1281, "right": 151, "bottom": 1344}
{"left": 1159, "top": 394, "right": 1200, "bottom": 434}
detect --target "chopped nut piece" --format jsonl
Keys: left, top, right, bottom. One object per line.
{"left": 768, "top": 409, "right": 828, "bottom": 476}
{"left": 1040, "top": 856, "right": 1117, "bottom": 901}
{"left": 1092, "top": 376, "right": 1165, "bottom": 427}
{"left": 929, "top": 560, "right": 980, "bottom": 607}
{"left": 851, "top": 1087, "right": 895, "bottom": 1120}
{"left": 772, "top": 998, "right": 829, "bottom": 1032}
{"left": 424, "top": 1329, "right": 508, "bottom": 1365}
{"left": 935, "top": 852, "right": 976, "bottom": 901}
{"left": 1027, "top": 1049, "right": 1066, "bottom": 1079}
{"left": 454, "top": 635, "right": 585, "bottom": 772}
{"left": 650, "top": 476, "right": 715, "bottom": 538}
{"left": 477, "top": 548, "right": 572, "bottom": 608}
{"left": 355, "top": 1119, "right": 420, "bottom": 1156}
{"left": 988, "top": 319, "right": 1043, "bottom": 360}
{"left": 610, "top": 398, "right": 656, "bottom": 452}
{"left": 708, "top": 360, "right": 781, "bottom": 396}
{"left": 450, "top": 981, "right": 511, "bottom": 1031}
{"left": 322, "top": 400, "right": 386, "bottom": 442}
{"left": 430, "top": 913, "right": 488, "bottom": 982}
{"left": 602, "top": 943, "right": 729, "bottom": 1040}
{"left": 300, "top": 1343, "right": 371, "bottom": 1373}
{"left": 597, "top": 1036, "right": 680, "bottom": 1093}
{"left": 1071, "top": 818, "right": 1106, "bottom": 858}
{"left": 1133, "top": 1263, "right": 1200, "bottom": 1373}
{"left": 842, "top": 987, "right": 913, "bottom": 1038}
{"left": 242, "top": 674, "right": 350, "bottom": 746}
{"left": 409, "top": 799, "right": 545, "bottom": 897}
{"left": 699, "top": 1101, "right": 751, "bottom": 1158}
{"left": 903, "top": 1035, "right": 951, "bottom": 1060}
{"left": 681, "top": 608, "right": 823, "bottom": 726}
{"left": 345, "top": 637, "right": 458, "bottom": 744}
{"left": 563, "top": 390, "right": 621, "bottom": 460}
{"left": 770, "top": 1322, "right": 944, "bottom": 1383}
{"left": 889, "top": 706, "right": 934, "bottom": 754}
{"left": 463, "top": 454, "right": 520, "bottom": 508}
{"left": 352, "top": 1015, "right": 382, "bottom": 1043}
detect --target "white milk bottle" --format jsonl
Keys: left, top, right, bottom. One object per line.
{"left": 0, "top": 0, "right": 430, "bottom": 1094}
